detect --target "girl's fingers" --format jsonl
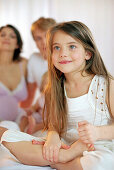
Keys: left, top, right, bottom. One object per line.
{"left": 49, "top": 146, "right": 60, "bottom": 162}
{"left": 45, "top": 149, "right": 50, "bottom": 161}
{"left": 49, "top": 148, "right": 54, "bottom": 162}
{"left": 53, "top": 146, "right": 59, "bottom": 162}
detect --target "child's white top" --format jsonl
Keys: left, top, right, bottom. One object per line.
{"left": 62, "top": 75, "right": 113, "bottom": 148}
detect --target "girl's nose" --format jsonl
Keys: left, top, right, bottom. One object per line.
{"left": 59, "top": 48, "right": 67, "bottom": 58}
{"left": 60, "top": 50, "right": 67, "bottom": 58}
{"left": 60, "top": 55, "right": 67, "bottom": 58}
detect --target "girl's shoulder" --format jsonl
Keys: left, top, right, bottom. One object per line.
{"left": 88, "top": 75, "right": 109, "bottom": 113}
{"left": 89, "top": 75, "right": 106, "bottom": 93}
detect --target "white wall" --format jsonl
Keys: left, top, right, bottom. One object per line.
{"left": 0, "top": 0, "right": 114, "bottom": 75}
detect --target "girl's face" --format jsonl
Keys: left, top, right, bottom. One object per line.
{"left": 0, "top": 27, "right": 18, "bottom": 52}
{"left": 52, "top": 30, "right": 91, "bottom": 74}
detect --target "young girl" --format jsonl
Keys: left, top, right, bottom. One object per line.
{"left": 0, "top": 21, "right": 114, "bottom": 170}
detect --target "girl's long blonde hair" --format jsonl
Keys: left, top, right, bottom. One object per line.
{"left": 43, "top": 21, "right": 113, "bottom": 134}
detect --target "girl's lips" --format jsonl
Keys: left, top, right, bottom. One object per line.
{"left": 59, "top": 60, "right": 72, "bottom": 64}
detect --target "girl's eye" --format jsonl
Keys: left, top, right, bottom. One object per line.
{"left": 70, "top": 45, "right": 76, "bottom": 49}
{"left": 53, "top": 46, "right": 60, "bottom": 51}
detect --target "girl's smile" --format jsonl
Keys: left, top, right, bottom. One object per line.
{"left": 59, "top": 60, "right": 72, "bottom": 64}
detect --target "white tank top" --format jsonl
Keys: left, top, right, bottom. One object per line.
{"left": 62, "top": 75, "right": 112, "bottom": 145}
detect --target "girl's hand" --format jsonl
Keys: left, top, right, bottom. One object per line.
{"left": 32, "top": 131, "right": 70, "bottom": 163}
{"left": 43, "top": 131, "right": 61, "bottom": 163}
{"left": 78, "top": 120, "right": 99, "bottom": 144}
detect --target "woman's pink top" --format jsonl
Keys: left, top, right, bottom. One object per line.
{"left": 0, "top": 63, "right": 28, "bottom": 121}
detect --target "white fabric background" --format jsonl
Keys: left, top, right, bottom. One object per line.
{"left": 0, "top": 0, "right": 113, "bottom": 75}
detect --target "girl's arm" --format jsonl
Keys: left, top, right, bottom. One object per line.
{"left": 78, "top": 79, "right": 114, "bottom": 143}
{"left": 98, "top": 78, "right": 114, "bottom": 140}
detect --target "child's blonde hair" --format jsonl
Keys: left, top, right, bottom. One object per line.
{"left": 40, "top": 71, "right": 48, "bottom": 93}
{"left": 31, "top": 17, "right": 56, "bottom": 39}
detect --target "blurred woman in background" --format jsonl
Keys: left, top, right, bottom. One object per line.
{"left": 0, "top": 24, "right": 28, "bottom": 123}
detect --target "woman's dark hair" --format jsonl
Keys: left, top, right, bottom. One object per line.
{"left": 0, "top": 24, "right": 23, "bottom": 61}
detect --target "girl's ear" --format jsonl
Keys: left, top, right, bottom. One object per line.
{"left": 85, "top": 51, "right": 92, "bottom": 60}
